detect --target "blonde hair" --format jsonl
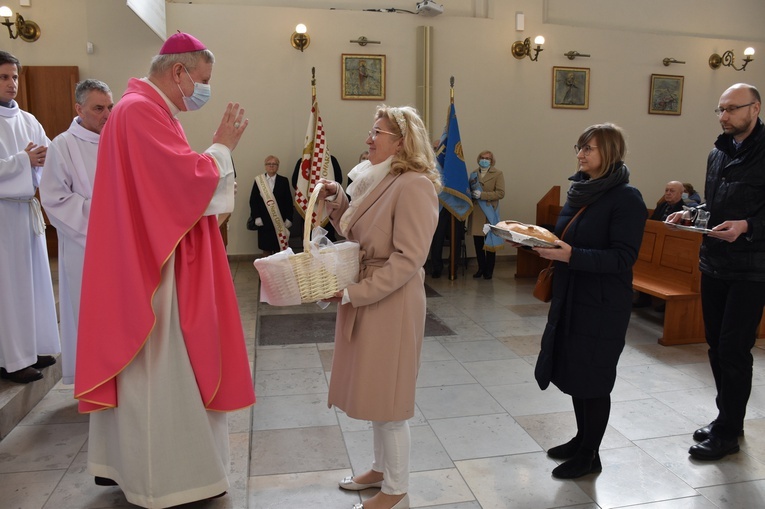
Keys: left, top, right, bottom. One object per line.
{"left": 375, "top": 105, "right": 442, "bottom": 193}
{"left": 477, "top": 150, "right": 495, "bottom": 166}
{"left": 577, "top": 123, "right": 626, "bottom": 179}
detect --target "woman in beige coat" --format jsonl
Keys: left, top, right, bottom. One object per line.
{"left": 319, "top": 105, "right": 441, "bottom": 509}
{"left": 468, "top": 150, "right": 505, "bottom": 279}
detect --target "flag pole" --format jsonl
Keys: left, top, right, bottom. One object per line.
{"left": 448, "top": 77, "right": 457, "bottom": 281}
{"left": 311, "top": 66, "right": 316, "bottom": 103}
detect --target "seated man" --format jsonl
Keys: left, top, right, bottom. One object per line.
{"left": 650, "top": 180, "right": 686, "bottom": 221}
{"left": 637, "top": 180, "right": 688, "bottom": 309}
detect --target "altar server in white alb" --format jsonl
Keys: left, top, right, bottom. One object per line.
{"left": 0, "top": 50, "right": 60, "bottom": 384}
{"left": 40, "top": 79, "right": 113, "bottom": 385}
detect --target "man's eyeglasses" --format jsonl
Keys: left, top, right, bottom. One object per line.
{"left": 368, "top": 128, "right": 398, "bottom": 140}
{"left": 714, "top": 102, "right": 755, "bottom": 117}
{"left": 265, "top": 163, "right": 279, "bottom": 166}
{"left": 574, "top": 144, "right": 598, "bottom": 156}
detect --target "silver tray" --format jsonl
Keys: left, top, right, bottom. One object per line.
{"left": 664, "top": 222, "right": 713, "bottom": 234}
{"left": 489, "top": 223, "right": 559, "bottom": 248}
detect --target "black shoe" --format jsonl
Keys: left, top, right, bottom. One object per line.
{"left": 95, "top": 476, "right": 118, "bottom": 486}
{"left": 689, "top": 436, "right": 740, "bottom": 460}
{"left": 472, "top": 270, "right": 484, "bottom": 279}
{"left": 552, "top": 450, "right": 602, "bottom": 479}
{"left": 483, "top": 274, "right": 493, "bottom": 280}
{"left": 693, "top": 421, "right": 744, "bottom": 442}
{"left": 0, "top": 366, "right": 43, "bottom": 384}
{"left": 547, "top": 437, "right": 581, "bottom": 460}
{"left": 31, "top": 355, "right": 56, "bottom": 369}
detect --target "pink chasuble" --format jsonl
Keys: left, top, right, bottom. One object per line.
{"left": 75, "top": 78, "right": 254, "bottom": 413}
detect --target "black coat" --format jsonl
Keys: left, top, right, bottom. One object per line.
{"left": 535, "top": 178, "right": 646, "bottom": 398}
{"left": 700, "top": 118, "right": 765, "bottom": 281}
{"left": 249, "top": 174, "right": 294, "bottom": 251}
{"left": 650, "top": 200, "right": 683, "bottom": 221}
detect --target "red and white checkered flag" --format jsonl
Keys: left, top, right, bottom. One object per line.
{"left": 294, "top": 101, "right": 333, "bottom": 228}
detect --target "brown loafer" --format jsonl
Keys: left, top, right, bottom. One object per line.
{"left": 0, "top": 366, "right": 43, "bottom": 384}
{"left": 32, "top": 355, "right": 56, "bottom": 369}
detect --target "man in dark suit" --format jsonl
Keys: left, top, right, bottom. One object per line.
{"left": 250, "top": 155, "right": 293, "bottom": 256}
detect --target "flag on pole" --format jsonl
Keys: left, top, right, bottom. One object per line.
{"left": 435, "top": 103, "right": 472, "bottom": 220}
{"left": 294, "top": 100, "right": 333, "bottom": 227}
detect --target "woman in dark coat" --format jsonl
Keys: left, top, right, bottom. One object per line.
{"left": 533, "top": 123, "right": 646, "bottom": 479}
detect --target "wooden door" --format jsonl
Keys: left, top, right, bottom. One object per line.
{"left": 17, "top": 66, "right": 79, "bottom": 257}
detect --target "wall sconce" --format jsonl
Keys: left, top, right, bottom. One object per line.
{"left": 564, "top": 51, "right": 590, "bottom": 60}
{"left": 290, "top": 24, "right": 310, "bottom": 52}
{"left": 709, "top": 47, "right": 755, "bottom": 71}
{"left": 350, "top": 36, "right": 381, "bottom": 47}
{"left": 662, "top": 57, "right": 686, "bottom": 66}
{"left": 0, "top": 6, "right": 41, "bottom": 42}
{"left": 511, "top": 36, "right": 544, "bottom": 61}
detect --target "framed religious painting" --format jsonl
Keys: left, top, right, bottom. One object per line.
{"left": 552, "top": 66, "right": 590, "bottom": 109}
{"left": 341, "top": 54, "right": 386, "bottom": 100}
{"left": 649, "top": 74, "right": 684, "bottom": 115}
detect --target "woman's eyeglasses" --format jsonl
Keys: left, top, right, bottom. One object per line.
{"left": 574, "top": 144, "right": 598, "bottom": 156}
{"left": 368, "top": 128, "right": 398, "bottom": 140}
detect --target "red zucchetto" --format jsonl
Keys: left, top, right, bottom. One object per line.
{"left": 159, "top": 31, "right": 207, "bottom": 55}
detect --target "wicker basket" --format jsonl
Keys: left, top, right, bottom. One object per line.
{"left": 253, "top": 183, "right": 360, "bottom": 306}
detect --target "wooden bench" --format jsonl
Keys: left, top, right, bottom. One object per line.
{"left": 515, "top": 186, "right": 562, "bottom": 278}
{"left": 515, "top": 187, "right": 765, "bottom": 346}
{"left": 633, "top": 220, "right": 704, "bottom": 345}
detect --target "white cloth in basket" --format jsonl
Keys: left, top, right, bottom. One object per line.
{"left": 253, "top": 185, "right": 360, "bottom": 306}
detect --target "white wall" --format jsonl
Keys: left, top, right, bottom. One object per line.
{"left": 4, "top": 0, "right": 765, "bottom": 255}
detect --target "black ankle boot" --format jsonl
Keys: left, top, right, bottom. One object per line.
{"left": 547, "top": 437, "right": 581, "bottom": 459}
{"left": 551, "top": 450, "right": 602, "bottom": 479}
{"left": 472, "top": 270, "right": 484, "bottom": 279}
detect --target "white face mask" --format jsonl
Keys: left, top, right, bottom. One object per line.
{"left": 178, "top": 67, "right": 211, "bottom": 111}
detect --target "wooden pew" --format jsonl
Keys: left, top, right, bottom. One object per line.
{"left": 633, "top": 220, "right": 704, "bottom": 345}
{"left": 636, "top": 220, "right": 765, "bottom": 345}
{"left": 515, "top": 186, "right": 562, "bottom": 278}
{"left": 516, "top": 188, "right": 765, "bottom": 345}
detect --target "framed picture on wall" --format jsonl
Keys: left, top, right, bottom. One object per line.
{"left": 341, "top": 54, "right": 386, "bottom": 100}
{"left": 649, "top": 74, "right": 684, "bottom": 115}
{"left": 552, "top": 66, "right": 590, "bottom": 109}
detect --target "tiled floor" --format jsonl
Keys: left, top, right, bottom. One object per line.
{"left": 1, "top": 258, "right": 764, "bottom": 508}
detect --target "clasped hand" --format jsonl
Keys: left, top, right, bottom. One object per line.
{"left": 25, "top": 142, "right": 46, "bottom": 167}
{"left": 317, "top": 178, "right": 338, "bottom": 199}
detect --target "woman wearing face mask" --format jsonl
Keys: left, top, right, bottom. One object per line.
{"left": 468, "top": 150, "right": 505, "bottom": 279}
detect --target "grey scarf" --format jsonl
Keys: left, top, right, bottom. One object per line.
{"left": 566, "top": 163, "right": 630, "bottom": 207}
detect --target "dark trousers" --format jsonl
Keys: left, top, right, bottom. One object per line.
{"left": 473, "top": 235, "right": 496, "bottom": 277}
{"left": 701, "top": 274, "right": 765, "bottom": 439}
{"left": 429, "top": 208, "right": 464, "bottom": 275}
{"left": 573, "top": 395, "right": 611, "bottom": 452}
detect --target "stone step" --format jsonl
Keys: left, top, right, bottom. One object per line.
{"left": 0, "top": 357, "right": 62, "bottom": 440}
